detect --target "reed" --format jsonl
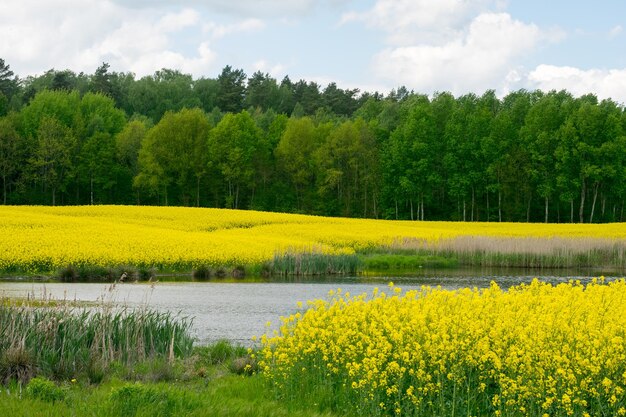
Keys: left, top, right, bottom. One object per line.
{"left": 388, "top": 236, "right": 626, "bottom": 270}
{"left": 0, "top": 295, "right": 193, "bottom": 383}
{"left": 268, "top": 252, "right": 360, "bottom": 276}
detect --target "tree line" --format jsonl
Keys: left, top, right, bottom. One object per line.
{"left": 0, "top": 59, "right": 625, "bottom": 223}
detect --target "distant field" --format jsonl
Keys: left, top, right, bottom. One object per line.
{"left": 2, "top": 205, "right": 626, "bottom": 274}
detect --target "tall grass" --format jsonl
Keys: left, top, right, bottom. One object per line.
{"left": 389, "top": 236, "right": 626, "bottom": 270}
{"left": 268, "top": 252, "right": 360, "bottom": 276}
{"left": 0, "top": 295, "right": 193, "bottom": 382}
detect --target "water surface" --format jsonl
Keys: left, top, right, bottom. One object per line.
{"left": 0, "top": 271, "right": 617, "bottom": 345}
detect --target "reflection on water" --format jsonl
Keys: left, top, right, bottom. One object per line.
{"left": 0, "top": 270, "right": 620, "bottom": 346}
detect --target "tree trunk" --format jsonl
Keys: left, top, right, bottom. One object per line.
{"left": 410, "top": 198, "right": 414, "bottom": 221}
{"left": 471, "top": 187, "right": 475, "bottom": 222}
{"left": 601, "top": 195, "right": 606, "bottom": 219}
{"left": 463, "top": 199, "right": 466, "bottom": 222}
{"left": 579, "top": 179, "right": 586, "bottom": 223}
{"left": 486, "top": 191, "right": 490, "bottom": 222}
{"left": 363, "top": 185, "right": 367, "bottom": 218}
{"left": 90, "top": 175, "right": 94, "bottom": 205}
{"left": 52, "top": 188, "right": 56, "bottom": 206}
{"left": 373, "top": 193, "right": 378, "bottom": 219}
{"left": 2, "top": 175, "right": 6, "bottom": 205}
{"left": 420, "top": 194, "right": 424, "bottom": 221}
{"left": 570, "top": 199, "right": 574, "bottom": 223}
{"left": 589, "top": 182, "right": 599, "bottom": 223}
{"left": 544, "top": 195, "right": 549, "bottom": 223}
{"left": 526, "top": 195, "right": 531, "bottom": 223}
{"left": 498, "top": 189, "right": 502, "bottom": 222}
{"left": 75, "top": 173, "right": 80, "bottom": 203}
{"left": 196, "top": 177, "right": 200, "bottom": 207}
{"left": 613, "top": 204, "right": 616, "bottom": 222}
{"left": 395, "top": 199, "right": 398, "bottom": 220}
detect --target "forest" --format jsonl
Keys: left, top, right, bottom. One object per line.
{"left": 0, "top": 59, "right": 625, "bottom": 223}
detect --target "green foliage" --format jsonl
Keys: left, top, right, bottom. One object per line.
{"left": 361, "top": 254, "right": 458, "bottom": 270}
{"left": 194, "top": 340, "right": 247, "bottom": 367}
{"left": 208, "top": 110, "right": 265, "bottom": 208}
{"left": 25, "top": 377, "right": 66, "bottom": 403}
{"left": 2, "top": 62, "right": 626, "bottom": 223}
{"left": 135, "top": 108, "right": 210, "bottom": 205}
{"left": 109, "top": 382, "right": 179, "bottom": 417}
{"left": 0, "top": 376, "right": 339, "bottom": 417}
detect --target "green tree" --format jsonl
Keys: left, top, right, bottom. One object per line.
{"left": 135, "top": 108, "right": 211, "bottom": 206}
{"left": 521, "top": 91, "right": 573, "bottom": 222}
{"left": 0, "top": 115, "right": 22, "bottom": 204}
{"left": 217, "top": 66, "right": 246, "bottom": 113}
{"left": 116, "top": 119, "right": 149, "bottom": 204}
{"left": 209, "top": 111, "right": 263, "bottom": 208}
{"left": 20, "top": 90, "right": 81, "bottom": 139}
{"left": 129, "top": 69, "right": 200, "bottom": 122}
{"left": 194, "top": 77, "right": 219, "bottom": 113}
{"left": 30, "top": 117, "right": 76, "bottom": 205}
{"left": 245, "top": 71, "right": 279, "bottom": 111}
{"left": 316, "top": 118, "right": 379, "bottom": 217}
{"left": 275, "top": 116, "right": 323, "bottom": 211}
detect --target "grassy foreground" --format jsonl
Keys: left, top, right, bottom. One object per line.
{"left": 0, "top": 371, "right": 336, "bottom": 417}
{"left": 2, "top": 205, "right": 626, "bottom": 277}
{"left": 0, "top": 294, "right": 335, "bottom": 416}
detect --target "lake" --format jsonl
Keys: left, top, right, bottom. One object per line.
{"left": 0, "top": 269, "right": 617, "bottom": 346}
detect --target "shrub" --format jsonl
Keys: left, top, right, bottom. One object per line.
{"left": 109, "top": 383, "right": 175, "bottom": 417}
{"left": 136, "top": 267, "right": 156, "bottom": 281}
{"left": 230, "top": 355, "right": 258, "bottom": 375}
{"left": 58, "top": 265, "right": 78, "bottom": 282}
{"left": 232, "top": 265, "right": 246, "bottom": 279}
{"left": 0, "top": 346, "right": 35, "bottom": 384}
{"left": 192, "top": 265, "right": 211, "bottom": 280}
{"left": 25, "top": 377, "right": 66, "bottom": 403}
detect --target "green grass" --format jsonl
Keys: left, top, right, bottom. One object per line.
{"left": 359, "top": 253, "right": 459, "bottom": 271}
{"left": 0, "top": 340, "right": 338, "bottom": 417}
{"left": 0, "top": 376, "right": 338, "bottom": 417}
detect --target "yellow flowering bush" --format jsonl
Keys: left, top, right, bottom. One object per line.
{"left": 260, "top": 279, "right": 626, "bottom": 416}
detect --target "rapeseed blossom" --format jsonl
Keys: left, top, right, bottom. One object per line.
{"left": 260, "top": 279, "right": 626, "bottom": 416}
{"left": 2, "top": 205, "right": 626, "bottom": 272}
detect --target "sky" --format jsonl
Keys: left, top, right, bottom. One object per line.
{"left": 1, "top": 0, "right": 625, "bottom": 103}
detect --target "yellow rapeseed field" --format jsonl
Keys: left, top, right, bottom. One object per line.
{"left": 1, "top": 205, "right": 626, "bottom": 272}
{"left": 260, "top": 279, "right": 626, "bottom": 416}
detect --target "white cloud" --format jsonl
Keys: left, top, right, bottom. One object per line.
{"left": 110, "top": 0, "right": 351, "bottom": 17}
{"left": 71, "top": 9, "right": 216, "bottom": 77}
{"left": 157, "top": 8, "right": 200, "bottom": 32}
{"left": 341, "top": 0, "right": 503, "bottom": 45}
{"left": 252, "top": 60, "right": 287, "bottom": 78}
{"left": 372, "top": 12, "right": 545, "bottom": 94}
{"left": 609, "top": 25, "right": 623, "bottom": 39}
{"left": 0, "top": 0, "right": 261, "bottom": 78}
{"left": 528, "top": 65, "right": 626, "bottom": 104}
{"left": 203, "top": 18, "right": 265, "bottom": 39}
